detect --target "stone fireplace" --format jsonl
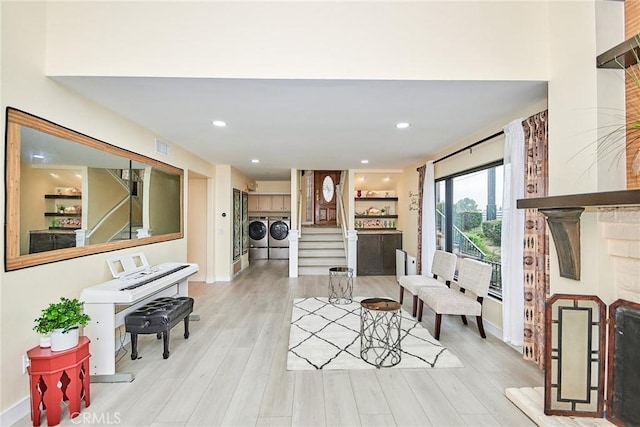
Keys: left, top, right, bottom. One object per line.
{"left": 511, "top": 190, "right": 640, "bottom": 425}
{"left": 600, "top": 208, "right": 640, "bottom": 426}
{"left": 599, "top": 208, "right": 640, "bottom": 303}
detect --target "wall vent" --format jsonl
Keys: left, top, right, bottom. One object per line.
{"left": 155, "top": 139, "right": 169, "bottom": 156}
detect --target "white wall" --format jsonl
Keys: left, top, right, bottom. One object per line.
{"left": 187, "top": 176, "right": 208, "bottom": 282}
{"left": 255, "top": 180, "right": 291, "bottom": 194}
{"left": 44, "top": 2, "right": 550, "bottom": 81}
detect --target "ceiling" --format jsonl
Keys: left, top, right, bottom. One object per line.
{"left": 53, "top": 77, "right": 548, "bottom": 181}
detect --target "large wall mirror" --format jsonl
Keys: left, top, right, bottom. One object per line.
{"left": 4, "top": 108, "right": 183, "bottom": 271}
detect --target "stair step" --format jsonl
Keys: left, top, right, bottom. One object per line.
{"left": 298, "top": 257, "right": 347, "bottom": 266}
{"left": 300, "top": 234, "right": 343, "bottom": 242}
{"left": 301, "top": 227, "right": 342, "bottom": 234}
{"left": 299, "top": 241, "right": 343, "bottom": 249}
{"left": 299, "top": 266, "right": 347, "bottom": 276}
{"left": 298, "top": 248, "right": 345, "bottom": 257}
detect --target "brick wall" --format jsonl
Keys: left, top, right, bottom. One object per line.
{"left": 626, "top": 2, "right": 640, "bottom": 189}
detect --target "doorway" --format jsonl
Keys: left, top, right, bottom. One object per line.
{"left": 314, "top": 170, "right": 340, "bottom": 226}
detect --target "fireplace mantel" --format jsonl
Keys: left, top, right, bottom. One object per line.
{"left": 517, "top": 189, "right": 640, "bottom": 280}
{"left": 516, "top": 189, "right": 640, "bottom": 210}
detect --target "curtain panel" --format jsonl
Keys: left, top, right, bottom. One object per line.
{"left": 416, "top": 165, "right": 426, "bottom": 274}
{"left": 421, "top": 162, "right": 436, "bottom": 276}
{"left": 522, "top": 110, "right": 549, "bottom": 369}
{"left": 501, "top": 118, "right": 526, "bottom": 346}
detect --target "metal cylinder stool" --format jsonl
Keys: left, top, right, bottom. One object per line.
{"left": 328, "top": 266, "right": 354, "bottom": 304}
{"left": 360, "top": 297, "right": 402, "bottom": 368}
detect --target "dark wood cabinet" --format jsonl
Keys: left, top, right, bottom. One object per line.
{"left": 29, "top": 230, "right": 76, "bottom": 254}
{"left": 357, "top": 232, "right": 402, "bottom": 276}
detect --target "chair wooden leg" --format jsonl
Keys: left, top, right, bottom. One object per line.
{"left": 434, "top": 314, "right": 442, "bottom": 340}
{"left": 460, "top": 315, "right": 468, "bottom": 325}
{"left": 417, "top": 300, "right": 424, "bottom": 322}
{"left": 476, "top": 315, "right": 486, "bottom": 338}
{"left": 399, "top": 286, "right": 404, "bottom": 304}
{"left": 412, "top": 295, "right": 418, "bottom": 317}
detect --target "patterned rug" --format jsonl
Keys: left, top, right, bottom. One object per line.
{"left": 287, "top": 297, "right": 463, "bottom": 370}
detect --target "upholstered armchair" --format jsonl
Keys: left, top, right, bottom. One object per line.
{"left": 397, "top": 250, "right": 457, "bottom": 317}
{"left": 417, "top": 257, "right": 492, "bottom": 340}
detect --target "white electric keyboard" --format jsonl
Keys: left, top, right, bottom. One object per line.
{"left": 81, "top": 252, "right": 199, "bottom": 382}
{"left": 81, "top": 262, "right": 197, "bottom": 304}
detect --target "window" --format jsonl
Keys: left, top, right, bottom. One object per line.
{"left": 436, "top": 162, "right": 503, "bottom": 298}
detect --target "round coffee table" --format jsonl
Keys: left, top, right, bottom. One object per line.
{"left": 360, "top": 297, "right": 402, "bottom": 367}
{"left": 328, "top": 266, "right": 354, "bottom": 304}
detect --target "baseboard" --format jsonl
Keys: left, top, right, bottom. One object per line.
{"left": 1, "top": 396, "right": 30, "bottom": 426}
{"left": 483, "top": 319, "right": 503, "bottom": 341}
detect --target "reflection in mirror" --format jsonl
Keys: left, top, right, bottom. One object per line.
{"left": 5, "top": 108, "right": 184, "bottom": 271}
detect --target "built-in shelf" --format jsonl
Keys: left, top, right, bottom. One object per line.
{"left": 44, "top": 194, "right": 82, "bottom": 199}
{"left": 596, "top": 34, "right": 640, "bottom": 69}
{"left": 355, "top": 197, "right": 398, "bottom": 201}
{"left": 517, "top": 189, "right": 640, "bottom": 280}
{"left": 44, "top": 213, "right": 81, "bottom": 217}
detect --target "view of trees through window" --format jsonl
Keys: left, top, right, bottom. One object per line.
{"left": 435, "top": 162, "right": 504, "bottom": 298}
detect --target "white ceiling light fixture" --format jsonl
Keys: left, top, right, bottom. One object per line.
{"left": 251, "top": 159, "right": 260, "bottom": 163}
{"left": 361, "top": 160, "right": 369, "bottom": 164}
{"left": 33, "top": 154, "right": 45, "bottom": 159}
{"left": 396, "top": 122, "right": 410, "bottom": 129}
{"left": 212, "top": 120, "right": 227, "bottom": 128}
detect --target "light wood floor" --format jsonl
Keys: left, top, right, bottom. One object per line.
{"left": 17, "top": 260, "right": 543, "bottom": 427}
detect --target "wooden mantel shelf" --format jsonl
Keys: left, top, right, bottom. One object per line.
{"left": 516, "top": 189, "right": 640, "bottom": 210}
{"left": 517, "top": 189, "right": 640, "bottom": 281}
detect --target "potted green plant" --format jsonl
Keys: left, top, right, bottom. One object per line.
{"left": 33, "top": 297, "right": 90, "bottom": 351}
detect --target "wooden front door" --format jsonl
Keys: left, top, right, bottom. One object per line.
{"left": 314, "top": 170, "right": 340, "bottom": 225}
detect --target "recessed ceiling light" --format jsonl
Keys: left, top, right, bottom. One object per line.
{"left": 212, "top": 120, "right": 227, "bottom": 127}
{"left": 361, "top": 160, "right": 369, "bottom": 164}
{"left": 396, "top": 122, "right": 410, "bottom": 129}
{"left": 251, "top": 159, "right": 260, "bottom": 163}
{"left": 33, "top": 154, "right": 45, "bottom": 159}
{"left": 383, "top": 176, "right": 390, "bottom": 182}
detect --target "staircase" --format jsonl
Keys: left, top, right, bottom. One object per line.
{"left": 298, "top": 226, "right": 347, "bottom": 275}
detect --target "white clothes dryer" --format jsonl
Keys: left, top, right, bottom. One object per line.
{"left": 268, "top": 217, "right": 290, "bottom": 259}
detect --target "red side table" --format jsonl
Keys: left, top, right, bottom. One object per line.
{"left": 27, "top": 336, "right": 91, "bottom": 426}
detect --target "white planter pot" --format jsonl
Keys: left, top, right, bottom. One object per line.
{"left": 39, "top": 335, "right": 51, "bottom": 348}
{"left": 50, "top": 327, "right": 79, "bottom": 351}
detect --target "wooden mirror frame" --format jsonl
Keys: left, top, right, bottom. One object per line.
{"left": 4, "top": 107, "right": 184, "bottom": 271}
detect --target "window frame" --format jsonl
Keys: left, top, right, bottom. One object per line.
{"left": 435, "top": 160, "right": 504, "bottom": 300}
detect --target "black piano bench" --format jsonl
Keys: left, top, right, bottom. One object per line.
{"left": 125, "top": 296, "right": 194, "bottom": 360}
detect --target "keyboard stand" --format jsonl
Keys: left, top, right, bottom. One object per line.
{"left": 90, "top": 373, "right": 135, "bottom": 383}
{"left": 82, "top": 253, "right": 198, "bottom": 383}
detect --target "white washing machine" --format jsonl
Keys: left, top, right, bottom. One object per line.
{"left": 268, "top": 217, "right": 290, "bottom": 259}
{"left": 249, "top": 217, "right": 268, "bottom": 260}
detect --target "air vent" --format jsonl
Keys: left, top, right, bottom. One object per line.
{"left": 155, "top": 139, "right": 169, "bottom": 156}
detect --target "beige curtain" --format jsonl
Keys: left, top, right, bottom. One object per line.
{"left": 522, "top": 110, "right": 549, "bottom": 369}
{"left": 416, "top": 165, "right": 426, "bottom": 274}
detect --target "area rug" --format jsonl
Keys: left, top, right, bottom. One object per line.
{"left": 287, "top": 297, "right": 463, "bottom": 370}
